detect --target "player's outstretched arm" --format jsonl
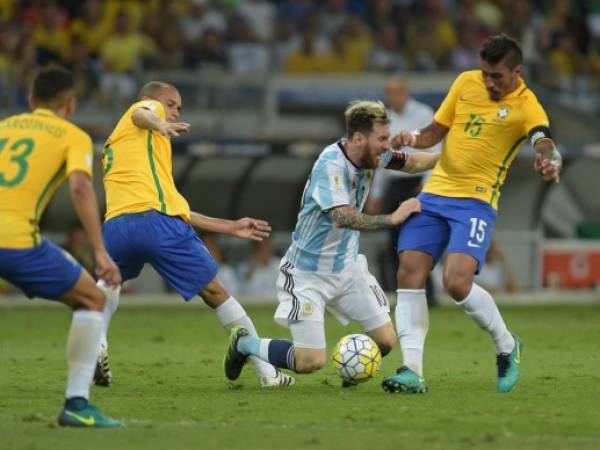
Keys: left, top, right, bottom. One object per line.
{"left": 328, "top": 199, "right": 421, "bottom": 231}
{"left": 402, "top": 152, "right": 440, "bottom": 173}
{"left": 68, "top": 171, "right": 122, "bottom": 286}
{"left": 391, "top": 121, "right": 449, "bottom": 150}
{"left": 533, "top": 138, "right": 561, "bottom": 183}
{"left": 189, "top": 212, "right": 271, "bottom": 241}
{"left": 131, "top": 107, "right": 190, "bottom": 138}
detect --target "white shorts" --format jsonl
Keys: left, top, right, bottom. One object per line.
{"left": 274, "top": 254, "right": 391, "bottom": 349}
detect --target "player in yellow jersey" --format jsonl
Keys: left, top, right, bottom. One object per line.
{"left": 0, "top": 67, "right": 123, "bottom": 427}
{"left": 96, "top": 81, "right": 295, "bottom": 388}
{"left": 381, "top": 34, "right": 561, "bottom": 394}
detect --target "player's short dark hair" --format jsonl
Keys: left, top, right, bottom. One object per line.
{"left": 344, "top": 100, "right": 390, "bottom": 138}
{"left": 31, "top": 66, "right": 74, "bottom": 105}
{"left": 138, "top": 81, "right": 175, "bottom": 100}
{"left": 480, "top": 33, "right": 522, "bottom": 69}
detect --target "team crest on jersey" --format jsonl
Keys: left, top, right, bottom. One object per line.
{"left": 497, "top": 106, "right": 510, "bottom": 119}
{"left": 303, "top": 302, "right": 313, "bottom": 316}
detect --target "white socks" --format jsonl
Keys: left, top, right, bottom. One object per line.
{"left": 457, "top": 283, "right": 515, "bottom": 354}
{"left": 395, "top": 289, "right": 429, "bottom": 376}
{"left": 215, "top": 296, "right": 277, "bottom": 378}
{"left": 96, "top": 280, "right": 121, "bottom": 352}
{"left": 66, "top": 310, "right": 104, "bottom": 399}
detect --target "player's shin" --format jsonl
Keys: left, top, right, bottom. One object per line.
{"left": 237, "top": 335, "right": 297, "bottom": 372}
{"left": 456, "top": 283, "right": 515, "bottom": 354}
{"left": 395, "top": 289, "right": 429, "bottom": 376}
{"left": 96, "top": 279, "right": 121, "bottom": 352}
{"left": 66, "top": 310, "right": 104, "bottom": 400}
{"left": 215, "top": 296, "right": 278, "bottom": 377}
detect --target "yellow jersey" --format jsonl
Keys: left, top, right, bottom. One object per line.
{"left": 0, "top": 109, "right": 93, "bottom": 248}
{"left": 103, "top": 100, "right": 190, "bottom": 222}
{"left": 424, "top": 70, "right": 549, "bottom": 209}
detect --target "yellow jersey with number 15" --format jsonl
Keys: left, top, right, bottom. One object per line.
{"left": 0, "top": 108, "right": 93, "bottom": 249}
{"left": 102, "top": 100, "right": 190, "bottom": 222}
{"left": 423, "top": 70, "right": 549, "bottom": 209}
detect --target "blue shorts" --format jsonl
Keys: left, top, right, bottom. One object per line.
{"left": 397, "top": 193, "right": 497, "bottom": 273}
{"left": 103, "top": 210, "right": 218, "bottom": 301}
{"left": 0, "top": 240, "right": 82, "bottom": 300}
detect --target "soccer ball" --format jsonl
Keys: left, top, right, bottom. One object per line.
{"left": 332, "top": 334, "right": 382, "bottom": 383}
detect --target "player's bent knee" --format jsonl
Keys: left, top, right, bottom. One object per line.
{"left": 199, "top": 278, "right": 230, "bottom": 308}
{"left": 443, "top": 277, "right": 472, "bottom": 301}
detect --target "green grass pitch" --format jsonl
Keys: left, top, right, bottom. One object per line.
{"left": 1, "top": 303, "right": 599, "bottom": 450}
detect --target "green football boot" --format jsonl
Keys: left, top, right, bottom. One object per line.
{"left": 224, "top": 326, "right": 249, "bottom": 381}
{"left": 496, "top": 334, "right": 522, "bottom": 393}
{"left": 58, "top": 399, "right": 123, "bottom": 428}
{"left": 382, "top": 366, "right": 427, "bottom": 394}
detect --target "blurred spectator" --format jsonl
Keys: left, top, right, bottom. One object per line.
{"left": 474, "top": 240, "right": 519, "bottom": 294}
{"left": 70, "top": 0, "right": 110, "bottom": 60}
{"left": 368, "top": 21, "right": 406, "bottom": 72}
{"left": 450, "top": 22, "right": 482, "bottom": 72}
{"left": 185, "top": 28, "right": 227, "bottom": 69}
{"left": 32, "top": 0, "right": 70, "bottom": 65}
{"left": 236, "top": 0, "right": 275, "bottom": 42}
{"left": 99, "top": 10, "right": 156, "bottom": 105}
{"left": 66, "top": 37, "right": 99, "bottom": 104}
{"left": 227, "top": 15, "right": 270, "bottom": 74}
{"left": 239, "top": 239, "right": 279, "bottom": 298}
{"left": 181, "top": 0, "right": 227, "bottom": 45}
{"left": 202, "top": 233, "right": 241, "bottom": 297}
{"left": 63, "top": 224, "right": 95, "bottom": 275}
{"left": 366, "top": 76, "right": 440, "bottom": 304}
{"left": 144, "top": 2, "right": 185, "bottom": 70}
{"left": 318, "top": 0, "right": 349, "bottom": 37}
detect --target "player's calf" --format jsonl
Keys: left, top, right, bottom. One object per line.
{"left": 294, "top": 348, "right": 327, "bottom": 374}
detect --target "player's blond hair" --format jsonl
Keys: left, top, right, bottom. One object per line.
{"left": 344, "top": 100, "right": 389, "bottom": 138}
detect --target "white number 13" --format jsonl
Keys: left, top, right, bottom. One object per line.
{"left": 469, "top": 217, "right": 487, "bottom": 244}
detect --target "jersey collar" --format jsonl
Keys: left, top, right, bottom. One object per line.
{"left": 32, "top": 108, "right": 58, "bottom": 117}
{"left": 337, "top": 139, "right": 361, "bottom": 169}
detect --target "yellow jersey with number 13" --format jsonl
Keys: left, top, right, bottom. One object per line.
{"left": 102, "top": 100, "right": 190, "bottom": 222}
{"left": 0, "top": 108, "right": 93, "bottom": 249}
{"left": 423, "top": 70, "right": 549, "bottom": 209}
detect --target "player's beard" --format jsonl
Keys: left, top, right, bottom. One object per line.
{"left": 362, "top": 145, "right": 381, "bottom": 169}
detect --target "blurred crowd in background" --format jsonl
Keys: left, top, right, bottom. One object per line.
{"left": 0, "top": 0, "right": 598, "bottom": 109}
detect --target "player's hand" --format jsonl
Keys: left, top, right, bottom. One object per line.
{"left": 390, "top": 198, "right": 421, "bottom": 225}
{"left": 157, "top": 121, "right": 191, "bottom": 138}
{"left": 391, "top": 131, "right": 417, "bottom": 149}
{"left": 94, "top": 249, "right": 122, "bottom": 287}
{"left": 534, "top": 153, "right": 561, "bottom": 183}
{"left": 230, "top": 218, "right": 272, "bottom": 241}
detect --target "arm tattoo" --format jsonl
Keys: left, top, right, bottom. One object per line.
{"left": 329, "top": 206, "right": 392, "bottom": 231}
{"left": 414, "top": 122, "right": 447, "bottom": 148}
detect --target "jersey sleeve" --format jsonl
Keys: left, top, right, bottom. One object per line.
{"left": 66, "top": 128, "right": 94, "bottom": 178}
{"left": 130, "top": 99, "right": 166, "bottom": 120}
{"left": 521, "top": 94, "right": 550, "bottom": 135}
{"left": 433, "top": 72, "right": 465, "bottom": 127}
{"left": 311, "top": 160, "right": 350, "bottom": 211}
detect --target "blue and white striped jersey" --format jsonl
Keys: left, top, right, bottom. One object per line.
{"left": 284, "top": 140, "right": 392, "bottom": 273}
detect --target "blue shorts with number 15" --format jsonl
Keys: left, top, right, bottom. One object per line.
{"left": 397, "top": 193, "right": 497, "bottom": 273}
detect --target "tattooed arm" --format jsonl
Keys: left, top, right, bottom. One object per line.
{"left": 328, "top": 199, "right": 421, "bottom": 231}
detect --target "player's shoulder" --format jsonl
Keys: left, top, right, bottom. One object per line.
{"left": 515, "top": 81, "right": 543, "bottom": 105}
{"left": 454, "top": 70, "right": 481, "bottom": 86}
{"left": 129, "top": 99, "right": 164, "bottom": 114}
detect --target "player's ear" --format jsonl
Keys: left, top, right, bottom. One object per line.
{"left": 513, "top": 64, "right": 522, "bottom": 77}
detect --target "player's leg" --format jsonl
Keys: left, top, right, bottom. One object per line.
{"left": 226, "top": 263, "right": 330, "bottom": 378}
{"left": 229, "top": 318, "right": 326, "bottom": 375}
{"left": 93, "top": 214, "right": 145, "bottom": 387}
{"left": 200, "top": 277, "right": 294, "bottom": 386}
{"left": 443, "top": 253, "right": 520, "bottom": 392}
{"left": 57, "top": 270, "right": 123, "bottom": 427}
{"left": 445, "top": 200, "right": 520, "bottom": 392}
